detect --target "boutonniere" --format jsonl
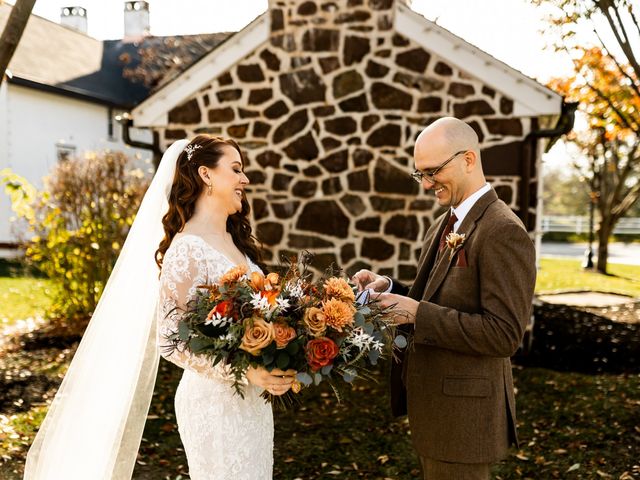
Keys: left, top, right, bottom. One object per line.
{"left": 445, "top": 232, "right": 466, "bottom": 260}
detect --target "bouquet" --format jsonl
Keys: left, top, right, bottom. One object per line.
{"left": 164, "top": 257, "right": 404, "bottom": 402}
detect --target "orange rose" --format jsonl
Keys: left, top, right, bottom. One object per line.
{"left": 273, "top": 322, "right": 297, "bottom": 348}
{"left": 324, "top": 277, "right": 356, "bottom": 302}
{"left": 306, "top": 337, "right": 339, "bottom": 372}
{"left": 322, "top": 298, "right": 355, "bottom": 332}
{"left": 303, "top": 307, "right": 327, "bottom": 337}
{"left": 219, "top": 265, "right": 248, "bottom": 285}
{"left": 239, "top": 318, "right": 275, "bottom": 356}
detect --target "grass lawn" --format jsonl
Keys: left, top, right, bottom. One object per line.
{"left": 0, "top": 258, "right": 639, "bottom": 478}
{"left": 0, "top": 277, "right": 54, "bottom": 325}
{"left": 2, "top": 355, "right": 638, "bottom": 479}
{"left": 536, "top": 259, "right": 640, "bottom": 297}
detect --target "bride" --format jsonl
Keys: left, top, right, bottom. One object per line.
{"left": 24, "top": 135, "right": 294, "bottom": 479}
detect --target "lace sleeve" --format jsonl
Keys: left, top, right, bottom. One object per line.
{"left": 157, "top": 238, "right": 234, "bottom": 381}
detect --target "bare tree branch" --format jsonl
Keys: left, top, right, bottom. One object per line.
{"left": 626, "top": 0, "right": 640, "bottom": 41}
{"left": 596, "top": 0, "right": 640, "bottom": 81}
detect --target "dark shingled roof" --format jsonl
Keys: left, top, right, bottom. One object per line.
{"left": 0, "top": 4, "right": 231, "bottom": 108}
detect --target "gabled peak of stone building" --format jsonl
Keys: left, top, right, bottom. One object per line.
{"left": 267, "top": 0, "right": 410, "bottom": 51}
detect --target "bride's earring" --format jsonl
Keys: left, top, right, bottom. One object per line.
{"left": 207, "top": 183, "right": 213, "bottom": 196}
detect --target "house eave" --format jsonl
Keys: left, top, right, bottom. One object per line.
{"left": 396, "top": 3, "right": 562, "bottom": 117}
{"left": 8, "top": 75, "right": 130, "bottom": 109}
{"left": 132, "top": 12, "right": 269, "bottom": 127}
{"left": 131, "top": 4, "right": 562, "bottom": 128}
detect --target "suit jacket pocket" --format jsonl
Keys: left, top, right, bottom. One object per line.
{"left": 442, "top": 376, "right": 491, "bottom": 398}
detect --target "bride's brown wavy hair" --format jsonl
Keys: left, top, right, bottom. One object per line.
{"left": 155, "top": 135, "right": 265, "bottom": 271}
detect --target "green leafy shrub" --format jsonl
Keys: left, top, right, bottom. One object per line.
{"left": 1, "top": 151, "right": 150, "bottom": 327}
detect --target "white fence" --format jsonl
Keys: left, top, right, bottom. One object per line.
{"left": 541, "top": 216, "right": 640, "bottom": 234}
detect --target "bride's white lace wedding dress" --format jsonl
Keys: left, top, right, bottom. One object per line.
{"left": 157, "top": 234, "right": 273, "bottom": 480}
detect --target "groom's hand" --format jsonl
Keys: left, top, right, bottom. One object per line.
{"left": 352, "top": 269, "right": 391, "bottom": 292}
{"left": 376, "top": 293, "right": 418, "bottom": 325}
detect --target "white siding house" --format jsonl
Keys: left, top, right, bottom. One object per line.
{"left": 0, "top": 2, "right": 227, "bottom": 256}
{"left": 0, "top": 81, "right": 153, "bottom": 254}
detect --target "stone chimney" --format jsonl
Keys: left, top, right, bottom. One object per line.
{"left": 60, "top": 6, "right": 88, "bottom": 35}
{"left": 268, "top": 0, "right": 398, "bottom": 54}
{"left": 124, "top": 1, "right": 150, "bottom": 38}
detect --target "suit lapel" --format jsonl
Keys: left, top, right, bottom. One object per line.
{"left": 408, "top": 212, "right": 450, "bottom": 299}
{"left": 421, "top": 189, "right": 499, "bottom": 302}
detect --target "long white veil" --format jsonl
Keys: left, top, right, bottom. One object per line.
{"left": 24, "top": 139, "right": 189, "bottom": 479}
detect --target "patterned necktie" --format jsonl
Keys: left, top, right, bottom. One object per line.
{"left": 438, "top": 212, "right": 458, "bottom": 252}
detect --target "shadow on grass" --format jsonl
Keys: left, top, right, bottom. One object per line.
{"left": 1, "top": 305, "right": 639, "bottom": 479}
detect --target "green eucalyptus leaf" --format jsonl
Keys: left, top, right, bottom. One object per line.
{"left": 189, "top": 336, "right": 212, "bottom": 353}
{"left": 297, "top": 372, "right": 313, "bottom": 386}
{"left": 178, "top": 321, "right": 191, "bottom": 342}
{"left": 394, "top": 335, "right": 408, "bottom": 348}
{"left": 276, "top": 351, "right": 290, "bottom": 370}
{"left": 363, "top": 322, "right": 374, "bottom": 335}
{"left": 262, "top": 352, "right": 274, "bottom": 365}
{"left": 342, "top": 369, "right": 357, "bottom": 383}
{"left": 368, "top": 349, "right": 380, "bottom": 364}
{"left": 286, "top": 341, "right": 300, "bottom": 355}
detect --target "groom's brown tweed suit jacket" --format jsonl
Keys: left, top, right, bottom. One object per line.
{"left": 390, "top": 188, "right": 536, "bottom": 464}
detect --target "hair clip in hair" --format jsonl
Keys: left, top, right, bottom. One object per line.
{"left": 184, "top": 143, "right": 202, "bottom": 161}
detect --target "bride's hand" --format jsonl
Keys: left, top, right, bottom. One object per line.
{"left": 246, "top": 367, "right": 296, "bottom": 396}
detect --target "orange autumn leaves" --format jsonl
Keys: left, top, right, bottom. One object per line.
{"left": 548, "top": 47, "right": 640, "bottom": 137}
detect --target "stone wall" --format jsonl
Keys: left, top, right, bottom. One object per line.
{"left": 159, "top": 0, "right": 536, "bottom": 281}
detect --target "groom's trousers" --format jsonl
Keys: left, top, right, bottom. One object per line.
{"left": 420, "top": 457, "right": 489, "bottom": 480}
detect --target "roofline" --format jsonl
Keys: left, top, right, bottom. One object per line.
{"left": 0, "top": 3, "right": 102, "bottom": 43}
{"left": 8, "top": 76, "right": 130, "bottom": 109}
{"left": 132, "top": 13, "right": 268, "bottom": 127}
{"left": 396, "top": 3, "right": 562, "bottom": 116}
{"left": 132, "top": 5, "right": 562, "bottom": 126}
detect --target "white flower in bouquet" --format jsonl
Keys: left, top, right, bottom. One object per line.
{"left": 250, "top": 292, "right": 272, "bottom": 313}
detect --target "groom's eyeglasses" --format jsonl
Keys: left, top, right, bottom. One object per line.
{"left": 410, "top": 150, "right": 468, "bottom": 184}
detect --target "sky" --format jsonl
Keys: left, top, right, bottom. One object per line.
{"left": 23, "top": 0, "right": 575, "bottom": 83}
{"left": 17, "top": 0, "right": 579, "bottom": 169}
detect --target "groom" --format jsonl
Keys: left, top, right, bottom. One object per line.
{"left": 354, "top": 117, "right": 536, "bottom": 479}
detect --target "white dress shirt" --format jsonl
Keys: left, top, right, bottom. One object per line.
{"left": 383, "top": 182, "right": 492, "bottom": 292}
{"left": 450, "top": 182, "right": 491, "bottom": 232}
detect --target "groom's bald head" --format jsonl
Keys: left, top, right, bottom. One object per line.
{"left": 415, "top": 117, "right": 481, "bottom": 161}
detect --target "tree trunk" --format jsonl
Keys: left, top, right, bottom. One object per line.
{"left": 596, "top": 219, "right": 614, "bottom": 274}
{"left": 0, "top": 0, "right": 37, "bottom": 86}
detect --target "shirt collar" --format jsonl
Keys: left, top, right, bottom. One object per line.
{"left": 451, "top": 182, "right": 491, "bottom": 232}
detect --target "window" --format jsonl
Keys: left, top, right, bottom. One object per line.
{"left": 56, "top": 142, "right": 76, "bottom": 162}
